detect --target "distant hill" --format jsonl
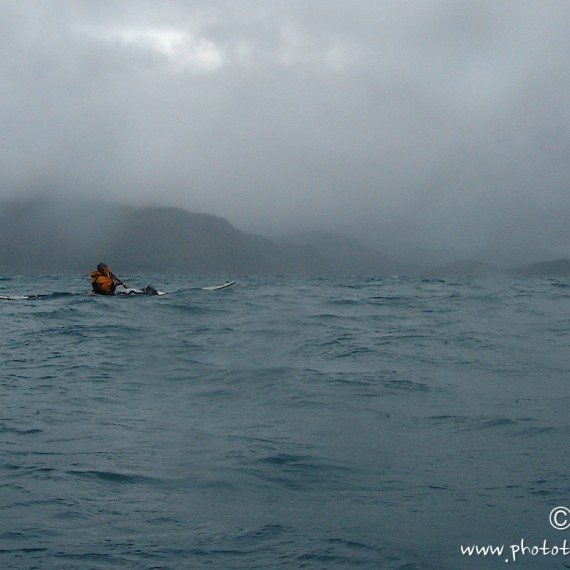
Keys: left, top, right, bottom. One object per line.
{"left": 283, "top": 231, "right": 404, "bottom": 275}
{"left": 514, "top": 258, "right": 570, "bottom": 276}
{"left": 104, "top": 206, "right": 330, "bottom": 274}
{"left": 427, "top": 259, "right": 505, "bottom": 277}
{"left": 0, "top": 199, "right": 329, "bottom": 275}
{"left": 429, "top": 258, "right": 570, "bottom": 277}
{"left": 3, "top": 197, "right": 569, "bottom": 277}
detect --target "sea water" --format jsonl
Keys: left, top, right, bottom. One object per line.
{"left": 1, "top": 274, "right": 570, "bottom": 569}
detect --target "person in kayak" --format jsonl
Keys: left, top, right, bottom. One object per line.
{"left": 90, "top": 263, "right": 120, "bottom": 295}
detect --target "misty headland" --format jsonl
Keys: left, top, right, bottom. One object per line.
{"left": 1, "top": 196, "right": 569, "bottom": 278}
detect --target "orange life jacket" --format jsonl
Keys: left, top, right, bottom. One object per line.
{"left": 90, "top": 271, "right": 116, "bottom": 295}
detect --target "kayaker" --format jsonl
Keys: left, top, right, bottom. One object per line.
{"left": 90, "top": 263, "right": 120, "bottom": 295}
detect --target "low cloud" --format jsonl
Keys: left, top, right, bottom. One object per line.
{"left": 1, "top": 0, "right": 570, "bottom": 265}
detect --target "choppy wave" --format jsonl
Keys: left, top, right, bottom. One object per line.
{"left": 1, "top": 274, "right": 569, "bottom": 569}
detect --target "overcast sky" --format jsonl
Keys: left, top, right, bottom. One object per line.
{"left": 2, "top": 0, "right": 570, "bottom": 264}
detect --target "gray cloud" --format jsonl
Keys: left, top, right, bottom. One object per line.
{"left": 2, "top": 0, "right": 570, "bottom": 265}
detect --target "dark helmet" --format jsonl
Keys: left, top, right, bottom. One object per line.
{"left": 97, "top": 263, "right": 108, "bottom": 273}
